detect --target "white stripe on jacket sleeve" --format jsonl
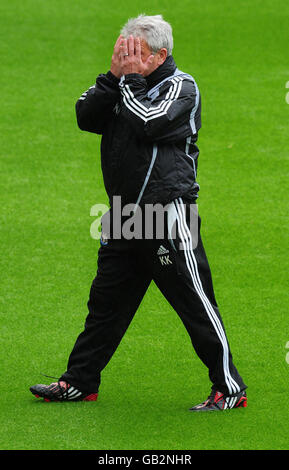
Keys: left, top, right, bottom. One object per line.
{"left": 120, "top": 76, "right": 184, "bottom": 123}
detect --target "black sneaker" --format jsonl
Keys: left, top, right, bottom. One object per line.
{"left": 189, "top": 389, "right": 247, "bottom": 412}
{"left": 30, "top": 381, "right": 98, "bottom": 402}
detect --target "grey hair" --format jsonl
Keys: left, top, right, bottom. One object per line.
{"left": 120, "top": 14, "right": 173, "bottom": 56}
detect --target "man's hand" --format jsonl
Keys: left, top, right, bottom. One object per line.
{"left": 119, "top": 36, "right": 154, "bottom": 76}
{"left": 110, "top": 35, "right": 124, "bottom": 79}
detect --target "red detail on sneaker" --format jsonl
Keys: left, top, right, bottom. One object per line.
{"left": 236, "top": 395, "right": 247, "bottom": 408}
{"left": 35, "top": 394, "right": 40, "bottom": 398}
{"left": 83, "top": 393, "right": 98, "bottom": 401}
{"left": 44, "top": 398, "right": 51, "bottom": 402}
{"left": 214, "top": 391, "right": 224, "bottom": 403}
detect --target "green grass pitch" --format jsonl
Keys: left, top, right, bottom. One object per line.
{"left": 0, "top": 0, "right": 288, "bottom": 450}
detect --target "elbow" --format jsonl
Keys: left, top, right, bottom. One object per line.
{"left": 75, "top": 101, "right": 99, "bottom": 133}
{"left": 76, "top": 113, "right": 88, "bottom": 131}
{"left": 75, "top": 101, "right": 88, "bottom": 131}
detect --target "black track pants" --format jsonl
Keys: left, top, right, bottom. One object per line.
{"left": 60, "top": 198, "right": 246, "bottom": 395}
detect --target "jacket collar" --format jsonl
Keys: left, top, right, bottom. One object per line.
{"left": 145, "top": 55, "right": 177, "bottom": 90}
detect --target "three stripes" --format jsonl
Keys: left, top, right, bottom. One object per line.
{"left": 78, "top": 85, "right": 96, "bottom": 101}
{"left": 50, "top": 382, "right": 83, "bottom": 400}
{"left": 64, "top": 385, "right": 83, "bottom": 400}
{"left": 223, "top": 395, "right": 239, "bottom": 409}
{"left": 120, "top": 75, "right": 184, "bottom": 123}
{"left": 174, "top": 197, "right": 240, "bottom": 397}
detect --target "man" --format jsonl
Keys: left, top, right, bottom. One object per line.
{"left": 30, "top": 15, "right": 247, "bottom": 411}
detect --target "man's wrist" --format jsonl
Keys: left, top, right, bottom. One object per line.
{"left": 107, "top": 70, "right": 121, "bottom": 83}
{"left": 122, "top": 73, "right": 147, "bottom": 85}
{"left": 123, "top": 72, "right": 146, "bottom": 81}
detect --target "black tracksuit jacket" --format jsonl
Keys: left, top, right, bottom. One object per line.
{"left": 75, "top": 55, "right": 201, "bottom": 207}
